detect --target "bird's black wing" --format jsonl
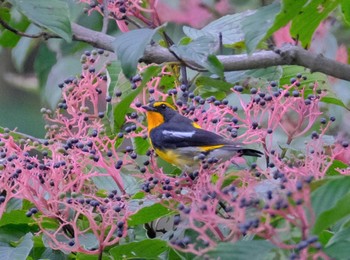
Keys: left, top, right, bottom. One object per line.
{"left": 150, "top": 123, "right": 229, "bottom": 149}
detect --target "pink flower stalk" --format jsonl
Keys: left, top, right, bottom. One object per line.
{"left": 79, "top": 0, "right": 161, "bottom": 31}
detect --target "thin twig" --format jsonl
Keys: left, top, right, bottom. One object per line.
{"left": 0, "top": 18, "right": 58, "bottom": 39}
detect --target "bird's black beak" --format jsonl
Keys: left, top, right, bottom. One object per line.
{"left": 142, "top": 105, "right": 156, "bottom": 112}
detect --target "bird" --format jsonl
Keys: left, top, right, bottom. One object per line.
{"left": 143, "top": 101, "right": 262, "bottom": 171}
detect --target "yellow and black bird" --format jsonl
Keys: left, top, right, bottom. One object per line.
{"left": 143, "top": 101, "right": 262, "bottom": 171}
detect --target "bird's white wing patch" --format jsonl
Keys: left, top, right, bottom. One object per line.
{"left": 162, "top": 130, "right": 195, "bottom": 138}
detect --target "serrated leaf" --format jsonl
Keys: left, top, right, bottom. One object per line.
{"left": 113, "top": 28, "right": 158, "bottom": 78}
{"left": 195, "top": 76, "right": 232, "bottom": 99}
{"left": 290, "top": 0, "right": 340, "bottom": 47}
{"left": 183, "top": 10, "right": 255, "bottom": 45}
{"left": 8, "top": 0, "right": 72, "bottom": 42}
{"left": 109, "top": 239, "right": 168, "bottom": 259}
{"left": 170, "top": 35, "right": 219, "bottom": 74}
{"left": 313, "top": 192, "right": 350, "bottom": 234}
{"left": 242, "top": 2, "right": 281, "bottom": 53}
{"left": 204, "top": 240, "right": 276, "bottom": 260}
{"left": 279, "top": 65, "right": 329, "bottom": 89}
{"left": 128, "top": 203, "right": 175, "bottom": 226}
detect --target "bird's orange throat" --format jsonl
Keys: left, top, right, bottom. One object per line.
{"left": 146, "top": 111, "right": 164, "bottom": 134}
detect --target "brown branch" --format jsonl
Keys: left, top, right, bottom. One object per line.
{"left": 70, "top": 23, "right": 350, "bottom": 82}
{"left": 4, "top": 19, "right": 350, "bottom": 82}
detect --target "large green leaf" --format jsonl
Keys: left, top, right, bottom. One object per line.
{"left": 290, "top": 0, "right": 341, "bottom": 47}
{"left": 113, "top": 28, "right": 158, "bottom": 78}
{"left": 312, "top": 177, "right": 350, "bottom": 218}
{"left": 170, "top": 35, "right": 221, "bottom": 75}
{"left": 8, "top": 0, "right": 72, "bottom": 42}
{"left": 109, "top": 239, "right": 168, "bottom": 259}
{"left": 267, "top": 0, "right": 307, "bottom": 36}
{"left": 313, "top": 192, "right": 350, "bottom": 234}
{"left": 128, "top": 203, "right": 175, "bottom": 226}
{"left": 0, "top": 233, "right": 33, "bottom": 260}
{"left": 183, "top": 10, "right": 255, "bottom": 45}
{"left": 242, "top": 2, "right": 281, "bottom": 53}
{"left": 204, "top": 240, "right": 276, "bottom": 260}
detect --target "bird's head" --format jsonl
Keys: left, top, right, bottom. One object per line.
{"left": 142, "top": 102, "right": 178, "bottom": 131}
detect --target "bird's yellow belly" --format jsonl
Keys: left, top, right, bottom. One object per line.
{"left": 154, "top": 148, "right": 197, "bottom": 169}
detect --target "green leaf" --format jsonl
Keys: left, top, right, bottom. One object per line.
{"left": 204, "top": 240, "right": 276, "bottom": 260}
{"left": 325, "top": 241, "right": 350, "bottom": 260}
{"left": 225, "top": 66, "right": 282, "bottom": 89}
{"left": 128, "top": 203, "right": 175, "bottom": 226}
{"left": 267, "top": 0, "right": 307, "bottom": 36}
{"left": 290, "top": 0, "right": 341, "bottom": 47}
{"left": 109, "top": 239, "right": 168, "bottom": 259}
{"left": 34, "top": 43, "right": 57, "bottom": 89}
{"left": 0, "top": 7, "right": 11, "bottom": 24}
{"left": 0, "top": 9, "right": 30, "bottom": 47}
{"left": 279, "top": 65, "right": 329, "bottom": 89}
{"left": 77, "top": 252, "right": 110, "bottom": 260}
{"left": 91, "top": 176, "right": 120, "bottom": 192}
{"left": 105, "top": 61, "right": 122, "bottom": 134}
{"left": 0, "top": 210, "right": 35, "bottom": 227}
{"left": 326, "top": 160, "right": 349, "bottom": 176}
{"left": 313, "top": 192, "right": 350, "bottom": 234}
{"left": 242, "top": 2, "right": 281, "bottom": 53}
{"left": 44, "top": 55, "right": 82, "bottom": 109}
{"left": 11, "top": 24, "right": 40, "bottom": 72}
{"left": 183, "top": 10, "right": 255, "bottom": 45}
{"left": 8, "top": 0, "right": 72, "bottom": 42}
{"left": 113, "top": 28, "right": 158, "bottom": 78}
{"left": 312, "top": 177, "right": 350, "bottom": 217}
{"left": 0, "top": 233, "right": 33, "bottom": 260}
{"left": 112, "top": 64, "right": 161, "bottom": 133}
{"left": 341, "top": 0, "right": 350, "bottom": 25}
{"left": 327, "top": 227, "right": 350, "bottom": 247}
{"left": 170, "top": 35, "right": 219, "bottom": 73}
{"left": 134, "top": 137, "right": 150, "bottom": 155}
{"left": 207, "top": 55, "right": 224, "bottom": 78}
{"left": 321, "top": 96, "right": 350, "bottom": 110}
{"left": 195, "top": 76, "right": 232, "bottom": 99}
{"left": 113, "top": 87, "right": 142, "bottom": 132}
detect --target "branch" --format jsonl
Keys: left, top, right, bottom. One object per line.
{"left": 5, "top": 22, "right": 342, "bottom": 82}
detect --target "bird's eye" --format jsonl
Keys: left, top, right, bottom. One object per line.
{"left": 161, "top": 104, "right": 167, "bottom": 109}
